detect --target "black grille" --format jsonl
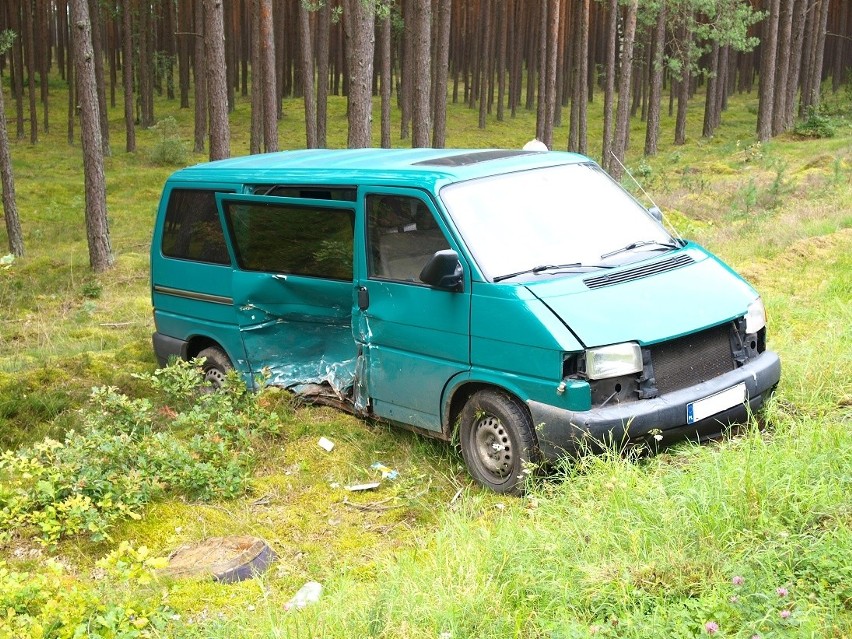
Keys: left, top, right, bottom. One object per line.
{"left": 584, "top": 253, "right": 694, "bottom": 289}
{"left": 649, "top": 324, "right": 735, "bottom": 395}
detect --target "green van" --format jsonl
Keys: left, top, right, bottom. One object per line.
{"left": 150, "top": 149, "right": 781, "bottom": 493}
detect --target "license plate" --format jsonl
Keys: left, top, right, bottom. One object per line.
{"left": 687, "top": 383, "right": 747, "bottom": 424}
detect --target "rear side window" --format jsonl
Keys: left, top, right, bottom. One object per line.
{"left": 161, "top": 189, "right": 231, "bottom": 264}
{"left": 224, "top": 201, "right": 354, "bottom": 281}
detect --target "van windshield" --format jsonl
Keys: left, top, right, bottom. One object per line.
{"left": 440, "top": 163, "right": 676, "bottom": 282}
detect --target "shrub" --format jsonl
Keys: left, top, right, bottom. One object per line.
{"left": 794, "top": 107, "right": 836, "bottom": 139}
{"left": 0, "top": 359, "right": 285, "bottom": 546}
{"left": 149, "top": 116, "right": 189, "bottom": 166}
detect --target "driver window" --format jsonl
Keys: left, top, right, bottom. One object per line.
{"left": 367, "top": 195, "right": 451, "bottom": 282}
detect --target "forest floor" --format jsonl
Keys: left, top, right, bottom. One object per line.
{"left": 1, "top": 83, "right": 851, "bottom": 638}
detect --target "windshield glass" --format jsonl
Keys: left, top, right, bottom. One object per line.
{"left": 440, "top": 163, "right": 675, "bottom": 281}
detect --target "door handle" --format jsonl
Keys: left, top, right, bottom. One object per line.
{"left": 357, "top": 286, "right": 369, "bottom": 310}
{"left": 272, "top": 274, "right": 287, "bottom": 282}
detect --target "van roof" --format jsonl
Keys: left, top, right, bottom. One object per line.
{"left": 167, "top": 148, "right": 590, "bottom": 189}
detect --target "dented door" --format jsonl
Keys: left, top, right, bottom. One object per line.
{"left": 217, "top": 193, "right": 358, "bottom": 394}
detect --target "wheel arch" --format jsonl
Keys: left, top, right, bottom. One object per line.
{"left": 442, "top": 376, "right": 535, "bottom": 442}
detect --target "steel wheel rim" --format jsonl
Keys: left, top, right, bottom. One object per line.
{"left": 472, "top": 414, "right": 513, "bottom": 478}
{"left": 205, "top": 367, "right": 226, "bottom": 388}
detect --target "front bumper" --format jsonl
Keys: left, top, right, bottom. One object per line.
{"left": 529, "top": 350, "right": 781, "bottom": 460}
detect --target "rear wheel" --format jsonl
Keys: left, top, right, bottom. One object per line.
{"left": 197, "top": 346, "right": 233, "bottom": 389}
{"left": 459, "top": 389, "right": 539, "bottom": 495}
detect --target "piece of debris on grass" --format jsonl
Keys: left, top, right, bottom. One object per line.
{"left": 317, "top": 437, "right": 335, "bottom": 452}
{"left": 284, "top": 581, "right": 323, "bottom": 611}
{"left": 370, "top": 462, "right": 399, "bottom": 480}
{"left": 345, "top": 482, "right": 381, "bottom": 492}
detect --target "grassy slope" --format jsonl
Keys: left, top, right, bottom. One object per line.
{"left": 1, "top": 79, "right": 851, "bottom": 638}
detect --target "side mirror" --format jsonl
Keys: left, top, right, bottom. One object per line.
{"left": 648, "top": 205, "right": 663, "bottom": 222}
{"left": 419, "top": 249, "right": 464, "bottom": 292}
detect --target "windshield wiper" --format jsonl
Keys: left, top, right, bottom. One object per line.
{"left": 493, "top": 262, "right": 615, "bottom": 283}
{"left": 600, "top": 239, "right": 680, "bottom": 260}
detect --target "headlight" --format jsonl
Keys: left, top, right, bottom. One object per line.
{"left": 745, "top": 297, "right": 766, "bottom": 334}
{"left": 585, "top": 342, "right": 643, "bottom": 380}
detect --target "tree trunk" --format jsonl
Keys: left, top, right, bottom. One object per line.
{"left": 37, "top": 0, "right": 50, "bottom": 134}
{"left": 204, "top": 0, "right": 231, "bottom": 160}
{"left": 411, "top": 0, "right": 431, "bottom": 146}
{"left": 757, "top": 0, "right": 780, "bottom": 141}
{"left": 249, "top": 0, "right": 262, "bottom": 153}
{"left": 601, "top": 0, "right": 617, "bottom": 170}
{"left": 783, "top": 0, "right": 807, "bottom": 128}
{"left": 298, "top": 0, "right": 317, "bottom": 148}
{"left": 0, "top": 87, "right": 24, "bottom": 257}
{"left": 23, "top": 0, "right": 39, "bottom": 143}
{"left": 703, "top": 40, "right": 720, "bottom": 138}
{"left": 611, "top": 0, "right": 637, "bottom": 180}
{"left": 771, "top": 0, "right": 793, "bottom": 135}
{"left": 478, "top": 0, "right": 493, "bottom": 131}
{"left": 805, "top": 0, "right": 831, "bottom": 110}
{"left": 542, "top": 0, "right": 560, "bottom": 149}
{"left": 178, "top": 0, "right": 191, "bottom": 108}
{"left": 432, "top": 0, "right": 451, "bottom": 147}
{"left": 831, "top": 0, "right": 848, "bottom": 91}
{"left": 568, "top": 0, "right": 588, "bottom": 154}
{"left": 193, "top": 0, "right": 207, "bottom": 152}
{"left": 380, "top": 8, "right": 392, "bottom": 148}
{"left": 400, "top": 0, "right": 412, "bottom": 139}
{"left": 496, "top": 0, "right": 507, "bottom": 121}
{"left": 674, "top": 16, "right": 692, "bottom": 146}
{"left": 70, "top": 0, "right": 114, "bottom": 272}
{"left": 316, "top": 0, "right": 330, "bottom": 147}
{"left": 9, "top": 3, "right": 27, "bottom": 140}
{"left": 122, "top": 0, "right": 136, "bottom": 152}
{"left": 344, "top": 0, "right": 375, "bottom": 148}
{"left": 259, "top": 0, "right": 277, "bottom": 152}
{"left": 644, "top": 0, "right": 666, "bottom": 156}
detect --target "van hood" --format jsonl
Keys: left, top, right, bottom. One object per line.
{"left": 525, "top": 248, "right": 758, "bottom": 347}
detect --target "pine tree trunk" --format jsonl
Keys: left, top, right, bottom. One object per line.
{"left": 496, "top": 0, "right": 508, "bottom": 122}
{"left": 831, "top": 0, "right": 848, "bottom": 91}
{"left": 88, "top": 0, "right": 110, "bottom": 154}
{"left": 9, "top": 3, "right": 26, "bottom": 140}
{"left": 204, "top": 0, "right": 231, "bottom": 159}
{"left": 23, "top": 0, "right": 39, "bottom": 143}
{"left": 178, "top": 0, "right": 191, "bottom": 108}
{"left": 432, "top": 0, "right": 451, "bottom": 147}
{"left": 193, "top": 0, "right": 207, "bottom": 153}
{"left": 258, "top": 0, "right": 277, "bottom": 152}
{"left": 805, "top": 0, "right": 831, "bottom": 110}
{"left": 644, "top": 0, "right": 666, "bottom": 156}
{"left": 122, "top": 0, "right": 136, "bottom": 152}
{"left": 0, "top": 88, "right": 25, "bottom": 257}
{"left": 771, "top": 0, "right": 793, "bottom": 135}
{"left": 783, "top": 0, "right": 807, "bottom": 128}
{"left": 343, "top": 0, "right": 375, "bottom": 148}
{"left": 757, "top": 0, "right": 780, "bottom": 141}
{"left": 37, "top": 0, "right": 50, "bottom": 134}
{"left": 70, "top": 0, "right": 114, "bottom": 272}
{"left": 298, "top": 0, "right": 317, "bottom": 148}
{"left": 703, "top": 40, "right": 720, "bottom": 138}
{"left": 611, "top": 0, "right": 637, "bottom": 179}
{"left": 601, "top": 0, "right": 617, "bottom": 170}
{"left": 316, "top": 0, "right": 330, "bottom": 147}
{"left": 674, "top": 16, "right": 692, "bottom": 146}
{"left": 380, "top": 10, "right": 392, "bottom": 148}
{"left": 399, "top": 0, "right": 412, "bottom": 139}
{"left": 542, "top": 0, "right": 559, "bottom": 149}
{"left": 249, "top": 0, "right": 262, "bottom": 154}
{"left": 412, "top": 0, "right": 432, "bottom": 146}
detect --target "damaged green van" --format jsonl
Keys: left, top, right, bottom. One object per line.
{"left": 150, "top": 149, "right": 781, "bottom": 493}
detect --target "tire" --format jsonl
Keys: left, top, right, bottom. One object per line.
{"left": 459, "top": 389, "right": 540, "bottom": 495}
{"left": 197, "top": 346, "right": 233, "bottom": 389}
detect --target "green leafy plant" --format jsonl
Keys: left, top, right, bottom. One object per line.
{"left": 794, "top": 107, "right": 836, "bottom": 139}
{"left": 148, "top": 116, "right": 188, "bottom": 165}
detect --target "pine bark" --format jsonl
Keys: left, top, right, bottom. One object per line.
{"left": 298, "top": 0, "right": 317, "bottom": 148}
{"left": 772, "top": 0, "right": 793, "bottom": 135}
{"left": 783, "top": 0, "right": 807, "bottom": 128}
{"left": 644, "top": 0, "right": 666, "bottom": 156}
{"left": 122, "top": 0, "right": 136, "bottom": 152}
{"left": 674, "top": 16, "right": 693, "bottom": 146}
{"left": 757, "top": 0, "right": 780, "bottom": 141}
{"left": 23, "top": 0, "right": 39, "bottom": 143}
{"left": 204, "top": 0, "right": 231, "bottom": 160}
{"left": 0, "top": 87, "right": 25, "bottom": 257}
{"left": 432, "top": 0, "right": 452, "bottom": 147}
{"left": 70, "top": 0, "right": 114, "bottom": 272}
{"left": 343, "top": 0, "right": 375, "bottom": 148}
{"left": 9, "top": 3, "right": 26, "bottom": 140}
{"left": 316, "top": 0, "right": 330, "bottom": 147}
{"left": 568, "top": 0, "right": 588, "bottom": 154}
{"left": 601, "top": 0, "right": 617, "bottom": 170}
{"left": 412, "top": 0, "right": 431, "bottom": 146}
{"left": 611, "top": 0, "right": 638, "bottom": 180}
{"left": 380, "top": 9, "right": 392, "bottom": 148}
{"left": 249, "top": 0, "right": 262, "bottom": 153}
{"left": 259, "top": 0, "right": 277, "bottom": 152}
{"left": 193, "top": 0, "right": 207, "bottom": 152}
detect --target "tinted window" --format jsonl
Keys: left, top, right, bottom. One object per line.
{"left": 367, "top": 195, "right": 450, "bottom": 282}
{"left": 225, "top": 201, "right": 354, "bottom": 281}
{"left": 255, "top": 185, "right": 357, "bottom": 201}
{"left": 161, "top": 189, "right": 231, "bottom": 264}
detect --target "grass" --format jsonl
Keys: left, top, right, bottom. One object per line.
{"left": 1, "top": 75, "right": 851, "bottom": 638}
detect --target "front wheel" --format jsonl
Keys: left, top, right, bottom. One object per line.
{"left": 459, "top": 389, "right": 540, "bottom": 495}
